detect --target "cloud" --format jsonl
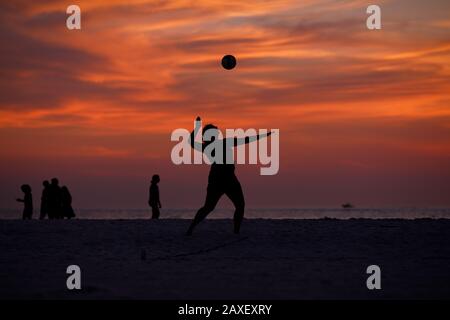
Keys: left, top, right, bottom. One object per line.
{"left": 1, "top": 0, "right": 450, "bottom": 207}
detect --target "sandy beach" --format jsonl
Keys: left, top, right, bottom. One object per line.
{"left": 1, "top": 219, "right": 450, "bottom": 299}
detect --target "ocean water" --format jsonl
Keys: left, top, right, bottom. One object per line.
{"left": 1, "top": 208, "right": 450, "bottom": 219}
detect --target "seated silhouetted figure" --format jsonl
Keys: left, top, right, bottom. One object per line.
{"left": 17, "top": 184, "right": 33, "bottom": 220}
{"left": 148, "top": 175, "right": 162, "bottom": 219}
{"left": 40, "top": 180, "right": 50, "bottom": 220}
{"left": 47, "top": 178, "right": 62, "bottom": 219}
{"left": 61, "top": 186, "right": 76, "bottom": 219}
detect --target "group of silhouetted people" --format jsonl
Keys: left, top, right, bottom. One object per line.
{"left": 16, "top": 178, "right": 75, "bottom": 220}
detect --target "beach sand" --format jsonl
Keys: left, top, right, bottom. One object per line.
{"left": 0, "top": 219, "right": 449, "bottom": 299}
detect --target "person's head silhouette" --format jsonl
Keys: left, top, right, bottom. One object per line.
{"left": 43, "top": 180, "right": 49, "bottom": 188}
{"left": 51, "top": 178, "right": 59, "bottom": 186}
{"left": 21, "top": 184, "right": 32, "bottom": 194}
{"left": 151, "top": 174, "right": 160, "bottom": 184}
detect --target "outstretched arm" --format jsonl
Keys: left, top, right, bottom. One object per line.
{"left": 229, "top": 131, "right": 273, "bottom": 147}
{"left": 189, "top": 116, "right": 203, "bottom": 152}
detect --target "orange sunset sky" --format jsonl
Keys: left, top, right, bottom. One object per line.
{"left": 0, "top": 0, "right": 449, "bottom": 210}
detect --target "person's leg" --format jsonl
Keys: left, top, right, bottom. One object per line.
{"left": 39, "top": 207, "right": 45, "bottom": 220}
{"left": 225, "top": 177, "right": 245, "bottom": 234}
{"left": 186, "top": 185, "right": 223, "bottom": 235}
{"left": 23, "top": 210, "right": 31, "bottom": 220}
{"left": 151, "top": 206, "right": 160, "bottom": 219}
{"left": 57, "top": 208, "right": 63, "bottom": 219}
{"left": 48, "top": 207, "right": 56, "bottom": 219}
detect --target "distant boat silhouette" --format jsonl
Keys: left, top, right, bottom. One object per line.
{"left": 342, "top": 203, "right": 354, "bottom": 209}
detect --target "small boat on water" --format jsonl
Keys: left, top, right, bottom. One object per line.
{"left": 342, "top": 203, "right": 354, "bottom": 209}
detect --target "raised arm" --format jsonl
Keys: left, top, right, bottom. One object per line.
{"left": 189, "top": 116, "right": 203, "bottom": 152}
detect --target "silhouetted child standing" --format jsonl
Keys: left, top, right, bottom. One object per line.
{"left": 17, "top": 184, "right": 33, "bottom": 220}
{"left": 148, "top": 175, "right": 162, "bottom": 219}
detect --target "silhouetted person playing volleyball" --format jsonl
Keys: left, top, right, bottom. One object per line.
{"left": 186, "top": 116, "right": 271, "bottom": 235}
